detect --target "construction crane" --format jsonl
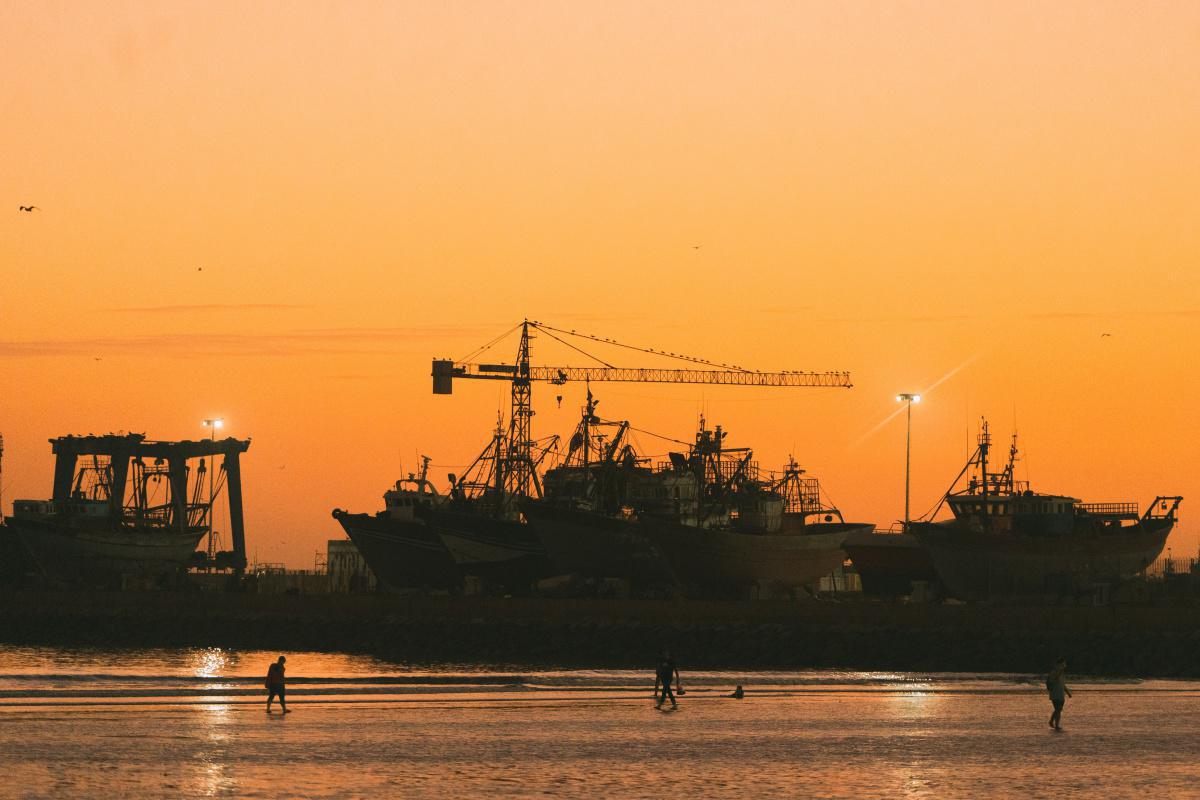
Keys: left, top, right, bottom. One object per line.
{"left": 432, "top": 320, "right": 851, "bottom": 502}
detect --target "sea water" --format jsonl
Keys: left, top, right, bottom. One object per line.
{"left": 0, "top": 646, "right": 1197, "bottom": 799}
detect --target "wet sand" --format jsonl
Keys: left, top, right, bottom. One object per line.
{"left": 1, "top": 647, "right": 1198, "bottom": 798}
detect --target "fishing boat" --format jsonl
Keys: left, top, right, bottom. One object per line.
{"left": 332, "top": 425, "right": 558, "bottom": 593}
{"left": 909, "top": 421, "right": 1182, "bottom": 600}
{"left": 332, "top": 458, "right": 460, "bottom": 590}
{"left": 526, "top": 398, "right": 872, "bottom": 597}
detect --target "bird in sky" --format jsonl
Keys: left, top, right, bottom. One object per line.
{"left": 692, "top": 245, "right": 701, "bottom": 250}
{"left": 18, "top": 206, "right": 39, "bottom": 212}
{"left": 1101, "top": 333, "right": 1112, "bottom": 338}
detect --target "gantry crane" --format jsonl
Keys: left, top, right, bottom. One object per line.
{"left": 432, "top": 320, "right": 851, "bottom": 502}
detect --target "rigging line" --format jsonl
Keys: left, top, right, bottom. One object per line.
{"left": 532, "top": 322, "right": 750, "bottom": 372}
{"left": 624, "top": 424, "right": 692, "bottom": 448}
{"left": 533, "top": 325, "right": 616, "bottom": 368}
{"left": 457, "top": 322, "right": 523, "bottom": 364}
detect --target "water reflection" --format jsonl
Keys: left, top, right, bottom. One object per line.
{"left": 191, "top": 648, "right": 231, "bottom": 678}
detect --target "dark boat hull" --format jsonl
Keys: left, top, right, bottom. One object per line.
{"left": 5, "top": 517, "right": 205, "bottom": 585}
{"left": 644, "top": 519, "right": 870, "bottom": 594}
{"left": 842, "top": 530, "right": 939, "bottom": 596}
{"left": 911, "top": 518, "right": 1174, "bottom": 600}
{"left": 0, "top": 524, "right": 41, "bottom": 584}
{"left": 526, "top": 503, "right": 868, "bottom": 595}
{"left": 522, "top": 503, "right": 677, "bottom": 588}
{"left": 428, "top": 509, "right": 552, "bottom": 591}
{"left": 333, "top": 511, "right": 460, "bottom": 590}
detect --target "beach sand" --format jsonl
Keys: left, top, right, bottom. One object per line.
{"left": 1, "top": 647, "right": 1197, "bottom": 799}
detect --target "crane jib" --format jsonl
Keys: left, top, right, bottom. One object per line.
{"left": 432, "top": 359, "right": 851, "bottom": 394}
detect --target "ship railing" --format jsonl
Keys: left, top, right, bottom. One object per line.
{"left": 1143, "top": 495, "right": 1183, "bottom": 521}
{"left": 1077, "top": 502, "right": 1139, "bottom": 518}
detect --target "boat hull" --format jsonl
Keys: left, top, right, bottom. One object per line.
{"left": 842, "top": 530, "right": 939, "bottom": 596}
{"left": 333, "top": 511, "right": 460, "bottom": 590}
{"left": 428, "top": 509, "right": 552, "bottom": 591}
{"left": 522, "top": 503, "right": 677, "bottom": 589}
{"left": 6, "top": 517, "right": 205, "bottom": 585}
{"left": 645, "top": 519, "right": 869, "bottom": 594}
{"left": 525, "top": 503, "right": 868, "bottom": 596}
{"left": 911, "top": 518, "right": 1173, "bottom": 600}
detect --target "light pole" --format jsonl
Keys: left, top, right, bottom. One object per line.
{"left": 202, "top": 418, "right": 223, "bottom": 567}
{"left": 895, "top": 394, "right": 920, "bottom": 530}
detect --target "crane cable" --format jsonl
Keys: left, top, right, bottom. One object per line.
{"left": 457, "top": 322, "right": 523, "bottom": 364}
{"left": 530, "top": 321, "right": 751, "bottom": 372}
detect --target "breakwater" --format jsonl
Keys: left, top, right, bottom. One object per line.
{"left": 2, "top": 590, "right": 1199, "bottom": 677}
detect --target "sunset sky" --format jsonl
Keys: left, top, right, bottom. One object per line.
{"left": 2, "top": 1, "right": 1197, "bottom": 566}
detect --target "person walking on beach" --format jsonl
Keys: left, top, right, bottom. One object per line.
{"left": 1047, "top": 657, "right": 1072, "bottom": 730}
{"left": 266, "top": 656, "right": 290, "bottom": 714}
{"left": 654, "top": 650, "right": 682, "bottom": 709}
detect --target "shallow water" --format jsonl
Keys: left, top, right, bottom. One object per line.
{"left": 1, "top": 646, "right": 1197, "bottom": 798}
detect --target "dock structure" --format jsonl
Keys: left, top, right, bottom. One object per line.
{"left": 11, "top": 434, "right": 254, "bottom": 580}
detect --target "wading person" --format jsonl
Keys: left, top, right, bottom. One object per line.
{"left": 1046, "top": 657, "right": 1072, "bottom": 730}
{"left": 654, "top": 650, "right": 682, "bottom": 709}
{"left": 266, "top": 655, "right": 290, "bottom": 714}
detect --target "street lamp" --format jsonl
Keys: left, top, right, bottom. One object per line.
{"left": 202, "top": 418, "right": 224, "bottom": 567}
{"left": 895, "top": 394, "right": 920, "bottom": 530}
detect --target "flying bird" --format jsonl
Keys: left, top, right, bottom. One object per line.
{"left": 1100, "top": 333, "right": 1112, "bottom": 338}
{"left": 18, "top": 206, "right": 39, "bottom": 212}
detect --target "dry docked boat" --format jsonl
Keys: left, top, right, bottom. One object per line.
{"left": 909, "top": 420, "right": 1181, "bottom": 600}
{"left": 526, "top": 396, "right": 872, "bottom": 597}
{"left": 6, "top": 433, "right": 251, "bottom": 585}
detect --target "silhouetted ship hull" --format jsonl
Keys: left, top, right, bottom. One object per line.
{"left": 913, "top": 517, "right": 1173, "bottom": 600}
{"left": 332, "top": 510, "right": 460, "bottom": 590}
{"left": 10, "top": 518, "right": 205, "bottom": 584}
{"left": 842, "top": 530, "right": 939, "bottom": 596}
{"left": 908, "top": 421, "right": 1182, "bottom": 600}
{"left": 432, "top": 510, "right": 550, "bottom": 589}
{"left": 522, "top": 503, "right": 677, "bottom": 588}
{"left": 642, "top": 517, "right": 867, "bottom": 594}
{"left": 0, "top": 525, "right": 39, "bottom": 584}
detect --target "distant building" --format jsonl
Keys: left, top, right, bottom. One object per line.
{"left": 328, "top": 538, "right": 377, "bottom": 593}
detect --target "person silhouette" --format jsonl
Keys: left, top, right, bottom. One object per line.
{"left": 1047, "top": 657, "right": 1072, "bottom": 730}
{"left": 266, "top": 656, "right": 290, "bottom": 714}
{"left": 654, "top": 651, "right": 681, "bottom": 709}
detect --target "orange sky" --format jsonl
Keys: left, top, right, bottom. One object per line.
{"left": 2, "top": 1, "right": 1198, "bottom": 566}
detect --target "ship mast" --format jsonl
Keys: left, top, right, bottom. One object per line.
{"left": 979, "top": 420, "right": 990, "bottom": 499}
